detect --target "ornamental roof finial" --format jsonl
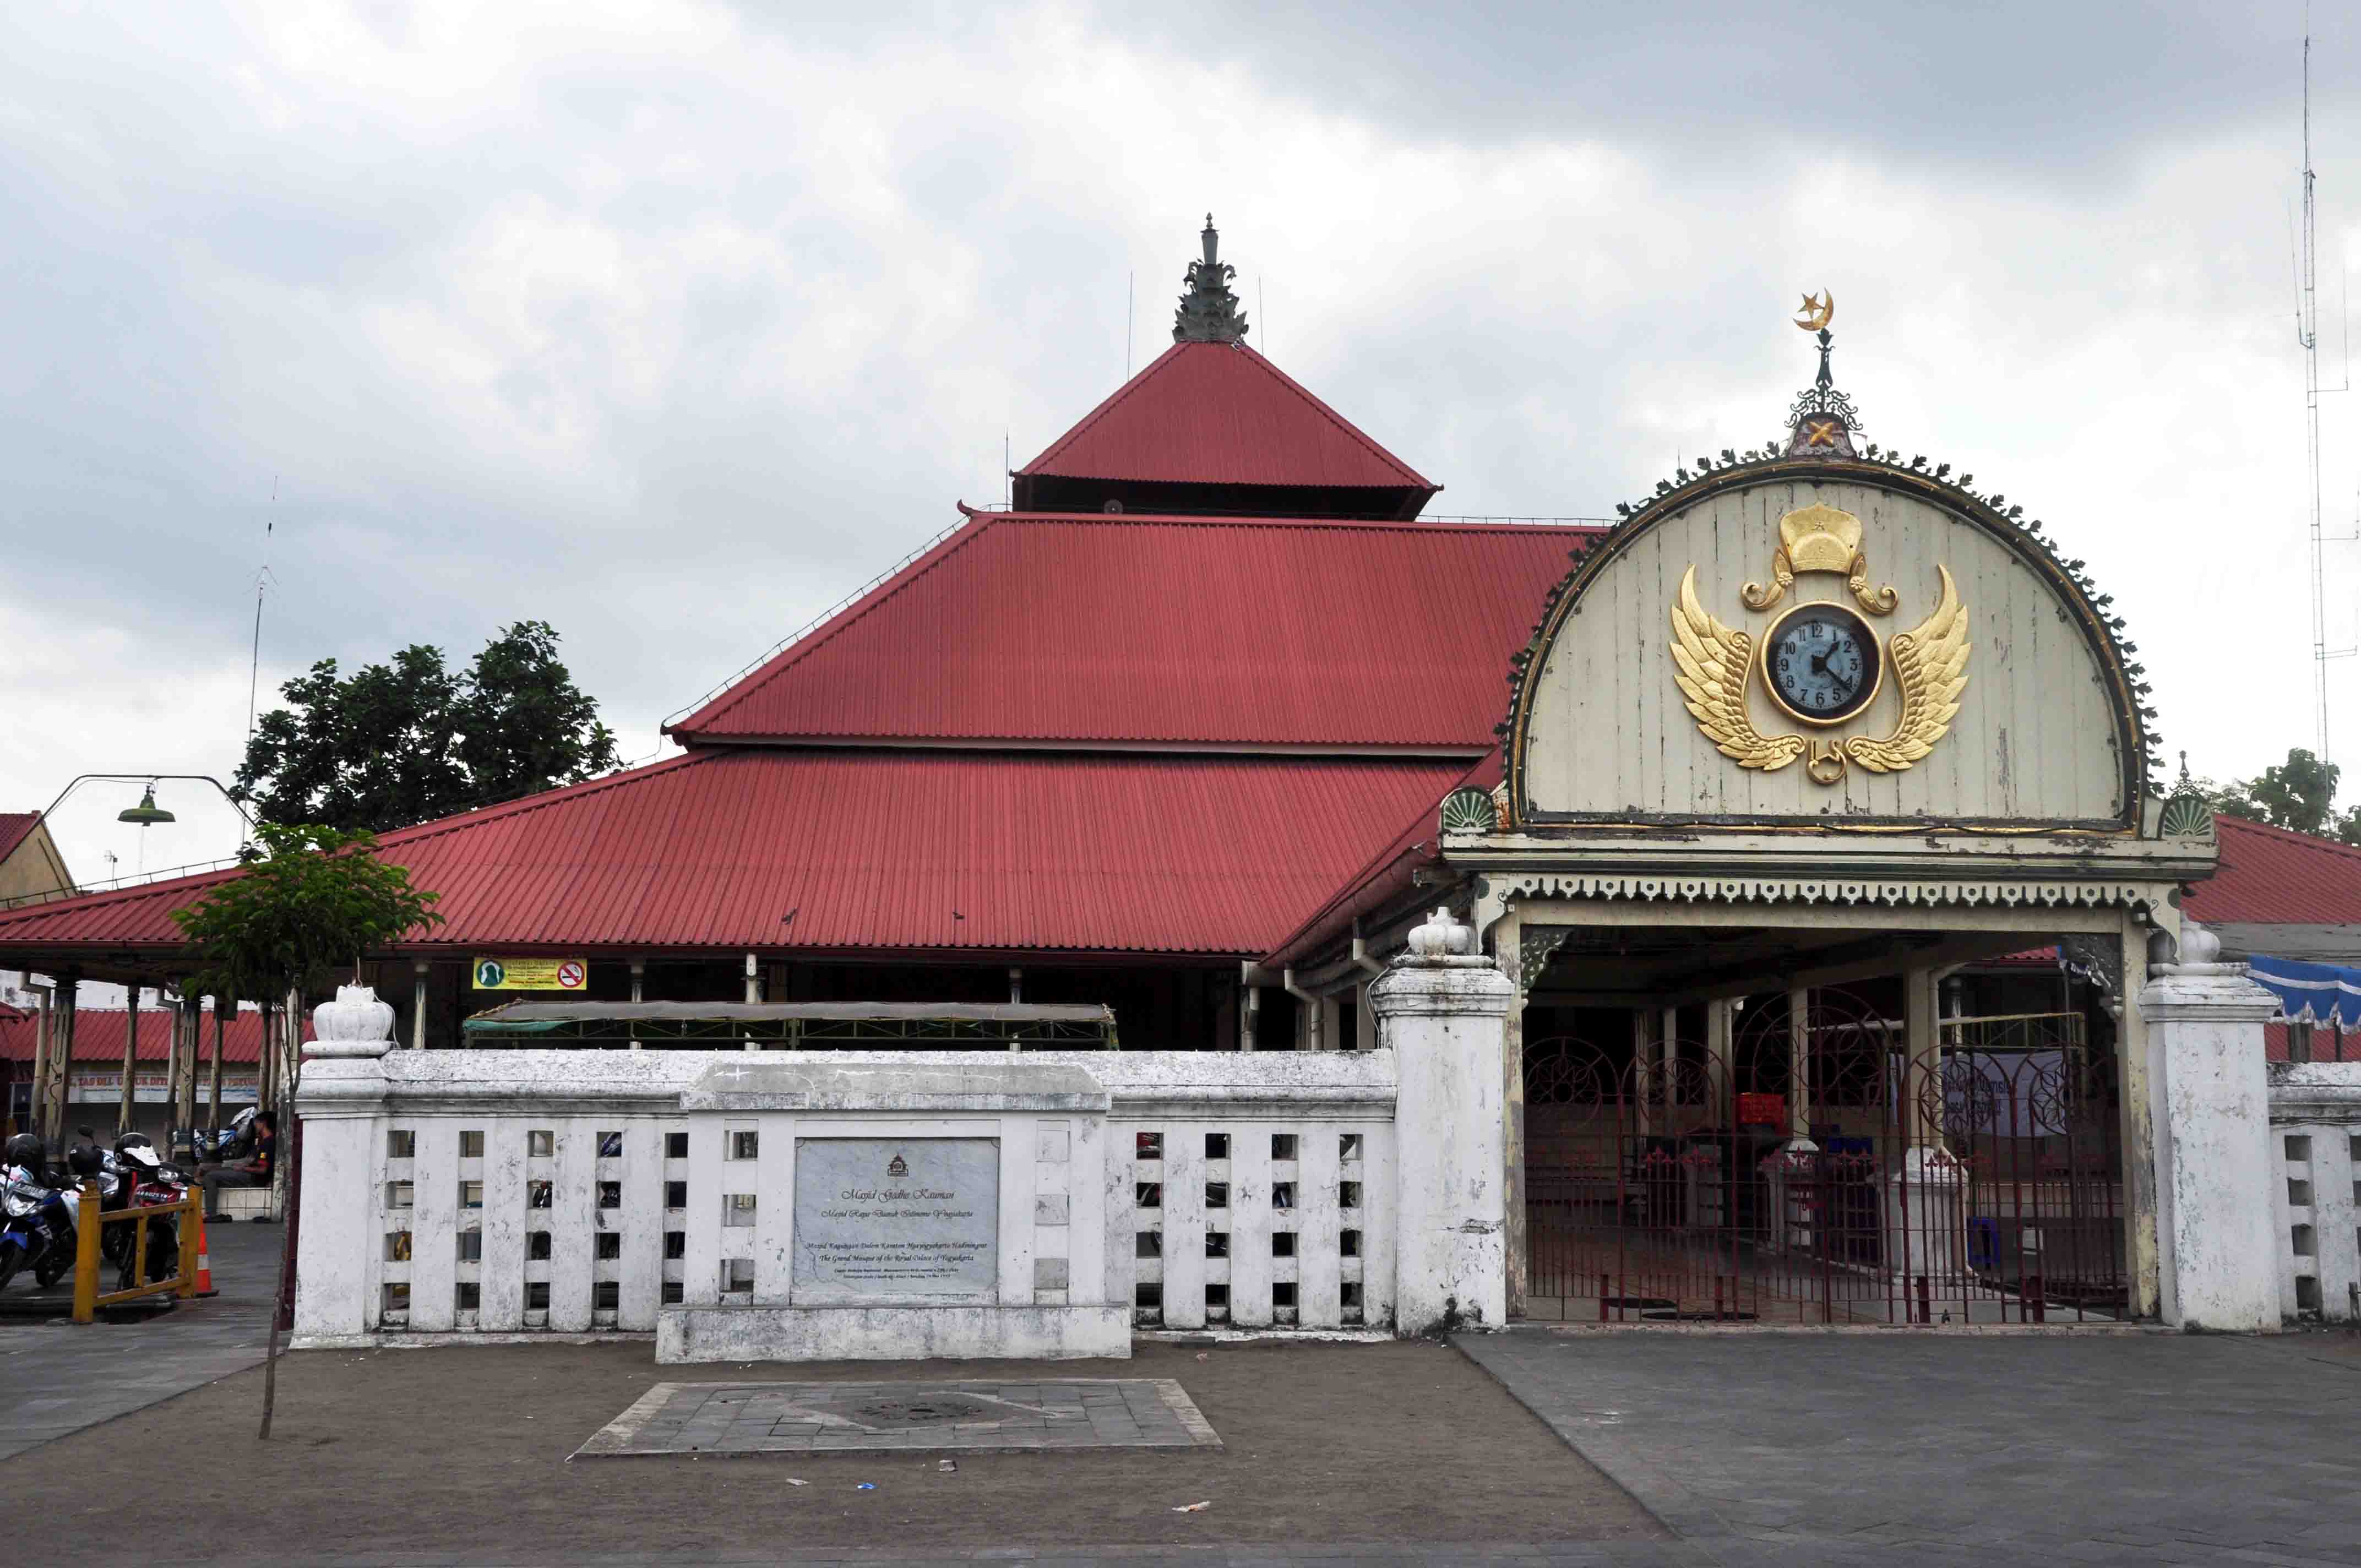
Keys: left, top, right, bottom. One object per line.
{"left": 1783, "top": 288, "right": 1862, "bottom": 458}
{"left": 1173, "top": 214, "right": 1249, "bottom": 344}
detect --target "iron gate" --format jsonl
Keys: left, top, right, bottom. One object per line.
{"left": 1522, "top": 997, "right": 2125, "bottom": 1324}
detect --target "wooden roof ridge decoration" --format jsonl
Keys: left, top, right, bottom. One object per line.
{"left": 1171, "top": 214, "right": 1249, "bottom": 345}
{"left": 667, "top": 510, "right": 1599, "bottom": 749}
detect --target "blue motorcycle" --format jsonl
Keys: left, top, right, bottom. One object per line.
{"left": 0, "top": 1176, "right": 78, "bottom": 1292}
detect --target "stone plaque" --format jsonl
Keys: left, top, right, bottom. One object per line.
{"left": 793, "top": 1138, "right": 999, "bottom": 1302}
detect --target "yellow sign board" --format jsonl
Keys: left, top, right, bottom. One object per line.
{"left": 472, "top": 957, "right": 588, "bottom": 992}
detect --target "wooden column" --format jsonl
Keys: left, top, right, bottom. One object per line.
{"left": 2117, "top": 911, "right": 2162, "bottom": 1320}
{"left": 119, "top": 988, "right": 140, "bottom": 1134}
{"left": 173, "top": 994, "right": 198, "bottom": 1143}
{"left": 29, "top": 983, "right": 53, "bottom": 1145}
{"left": 1786, "top": 984, "right": 1812, "bottom": 1144}
{"left": 1903, "top": 965, "right": 1939, "bottom": 1148}
{"left": 45, "top": 976, "right": 78, "bottom": 1145}
{"left": 1705, "top": 999, "right": 1735, "bottom": 1090}
{"left": 208, "top": 995, "right": 229, "bottom": 1135}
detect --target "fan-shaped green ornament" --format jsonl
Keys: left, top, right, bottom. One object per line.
{"left": 1438, "top": 786, "right": 1499, "bottom": 836}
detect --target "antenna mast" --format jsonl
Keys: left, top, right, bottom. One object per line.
{"left": 2300, "top": 27, "right": 2356, "bottom": 761}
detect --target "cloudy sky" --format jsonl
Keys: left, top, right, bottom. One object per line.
{"left": 4, "top": 1, "right": 2359, "bottom": 883}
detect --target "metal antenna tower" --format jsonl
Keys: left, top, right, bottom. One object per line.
{"left": 2299, "top": 25, "right": 2357, "bottom": 760}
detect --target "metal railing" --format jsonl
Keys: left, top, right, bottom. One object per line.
{"left": 72, "top": 1180, "right": 203, "bottom": 1321}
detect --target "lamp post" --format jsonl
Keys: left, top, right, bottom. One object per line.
{"left": 25, "top": 775, "right": 256, "bottom": 1146}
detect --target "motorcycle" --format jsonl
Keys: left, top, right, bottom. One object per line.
{"left": 98, "top": 1134, "right": 184, "bottom": 1289}
{"left": 0, "top": 1133, "right": 79, "bottom": 1292}
{"left": 188, "top": 1108, "right": 258, "bottom": 1165}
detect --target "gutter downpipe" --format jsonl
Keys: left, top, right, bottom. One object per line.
{"left": 1282, "top": 968, "right": 1321, "bottom": 1052}
{"left": 1350, "top": 931, "right": 1387, "bottom": 1055}
{"left": 1238, "top": 961, "right": 1267, "bottom": 1054}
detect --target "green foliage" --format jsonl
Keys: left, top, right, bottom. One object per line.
{"left": 235, "top": 621, "right": 619, "bottom": 832}
{"left": 171, "top": 823, "right": 443, "bottom": 1003}
{"left": 2202, "top": 748, "right": 2361, "bottom": 846}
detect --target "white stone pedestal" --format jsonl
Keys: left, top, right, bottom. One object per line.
{"left": 1370, "top": 909, "right": 1512, "bottom": 1335}
{"left": 1762, "top": 1139, "right": 1819, "bottom": 1255}
{"left": 1882, "top": 1146, "right": 1969, "bottom": 1291}
{"left": 291, "top": 987, "right": 395, "bottom": 1344}
{"left": 2139, "top": 928, "right": 2283, "bottom": 1332}
{"left": 655, "top": 1060, "right": 1127, "bottom": 1362}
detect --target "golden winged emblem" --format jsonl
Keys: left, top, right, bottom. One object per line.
{"left": 1669, "top": 567, "right": 1806, "bottom": 772}
{"left": 1845, "top": 565, "right": 1970, "bottom": 772}
{"left": 1668, "top": 561, "right": 1971, "bottom": 786}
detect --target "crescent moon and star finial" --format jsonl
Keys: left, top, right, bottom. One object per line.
{"left": 1793, "top": 290, "right": 1835, "bottom": 333}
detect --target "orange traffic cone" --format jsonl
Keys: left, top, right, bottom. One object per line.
{"left": 188, "top": 1207, "right": 218, "bottom": 1298}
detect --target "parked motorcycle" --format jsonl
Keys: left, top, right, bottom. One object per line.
{"left": 98, "top": 1134, "right": 183, "bottom": 1288}
{"left": 188, "top": 1108, "right": 258, "bottom": 1165}
{"left": 0, "top": 1135, "right": 78, "bottom": 1291}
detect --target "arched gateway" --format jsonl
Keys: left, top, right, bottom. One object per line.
{"left": 1458, "top": 317, "right": 2214, "bottom": 1324}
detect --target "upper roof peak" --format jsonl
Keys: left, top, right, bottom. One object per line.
{"left": 1173, "top": 214, "right": 1249, "bottom": 345}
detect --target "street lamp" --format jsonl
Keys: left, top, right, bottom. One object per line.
{"left": 116, "top": 784, "right": 177, "bottom": 827}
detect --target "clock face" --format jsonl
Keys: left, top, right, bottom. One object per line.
{"left": 1762, "top": 602, "right": 1879, "bottom": 726}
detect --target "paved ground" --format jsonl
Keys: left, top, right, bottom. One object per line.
{"left": 3, "top": 1336, "right": 1661, "bottom": 1561}
{"left": 579, "top": 1378, "right": 1222, "bottom": 1456}
{"left": 1457, "top": 1326, "right": 2361, "bottom": 1567}
{"left": 0, "top": 1218, "right": 281, "bottom": 1459}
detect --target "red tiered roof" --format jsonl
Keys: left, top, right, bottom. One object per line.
{"left": 668, "top": 514, "right": 1588, "bottom": 747}
{"left": 1013, "top": 341, "right": 1436, "bottom": 499}
{"left": 0, "top": 750, "right": 1472, "bottom": 959}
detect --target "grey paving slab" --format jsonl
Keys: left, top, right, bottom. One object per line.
{"left": 1455, "top": 1326, "right": 2361, "bottom": 1565}
{"left": 0, "top": 1219, "right": 281, "bottom": 1459}
{"left": 574, "top": 1376, "right": 1222, "bottom": 1457}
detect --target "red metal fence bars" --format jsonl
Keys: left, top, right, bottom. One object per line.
{"left": 1521, "top": 999, "right": 2124, "bottom": 1326}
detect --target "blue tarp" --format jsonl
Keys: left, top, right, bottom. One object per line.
{"left": 2248, "top": 954, "right": 2361, "bottom": 1030}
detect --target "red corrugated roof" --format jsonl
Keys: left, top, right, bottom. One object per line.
{"left": 1015, "top": 341, "right": 1435, "bottom": 492}
{"left": 0, "top": 1008, "right": 281, "bottom": 1064}
{"left": 2186, "top": 816, "right": 2361, "bottom": 925}
{"left": 0, "top": 750, "right": 1470, "bottom": 959}
{"left": 669, "top": 514, "right": 1590, "bottom": 745}
{"left": 1263, "top": 749, "right": 1499, "bottom": 968}
{"left": 0, "top": 813, "right": 41, "bottom": 864}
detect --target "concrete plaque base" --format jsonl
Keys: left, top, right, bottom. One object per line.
{"left": 656, "top": 1304, "right": 1132, "bottom": 1364}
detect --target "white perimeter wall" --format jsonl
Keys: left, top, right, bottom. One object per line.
{"left": 295, "top": 1049, "right": 1396, "bottom": 1343}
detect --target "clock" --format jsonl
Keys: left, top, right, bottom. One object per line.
{"left": 1760, "top": 601, "right": 1880, "bottom": 726}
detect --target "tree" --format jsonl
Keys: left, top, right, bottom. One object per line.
{"left": 2203, "top": 747, "right": 2361, "bottom": 846}
{"left": 235, "top": 621, "right": 620, "bottom": 832}
{"left": 168, "top": 821, "right": 442, "bottom": 1442}
{"left": 172, "top": 822, "right": 444, "bottom": 1001}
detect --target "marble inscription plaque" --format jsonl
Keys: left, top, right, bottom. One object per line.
{"left": 793, "top": 1138, "right": 999, "bottom": 1301}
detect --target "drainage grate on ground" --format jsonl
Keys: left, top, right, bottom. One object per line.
{"left": 573, "top": 1378, "right": 1221, "bottom": 1458}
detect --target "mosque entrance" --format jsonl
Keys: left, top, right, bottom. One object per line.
{"left": 1520, "top": 988, "right": 2126, "bottom": 1325}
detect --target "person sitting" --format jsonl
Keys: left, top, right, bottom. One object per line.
{"left": 199, "top": 1110, "right": 275, "bottom": 1221}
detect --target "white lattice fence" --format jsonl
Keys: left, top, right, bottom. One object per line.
{"left": 2274, "top": 1124, "right": 2361, "bottom": 1323}
{"left": 372, "top": 1115, "right": 688, "bottom": 1332}
{"left": 1109, "top": 1120, "right": 1396, "bottom": 1331}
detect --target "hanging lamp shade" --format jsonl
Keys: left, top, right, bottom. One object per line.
{"left": 117, "top": 785, "right": 175, "bottom": 826}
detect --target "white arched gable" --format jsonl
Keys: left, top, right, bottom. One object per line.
{"left": 1506, "top": 464, "right": 2146, "bottom": 832}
